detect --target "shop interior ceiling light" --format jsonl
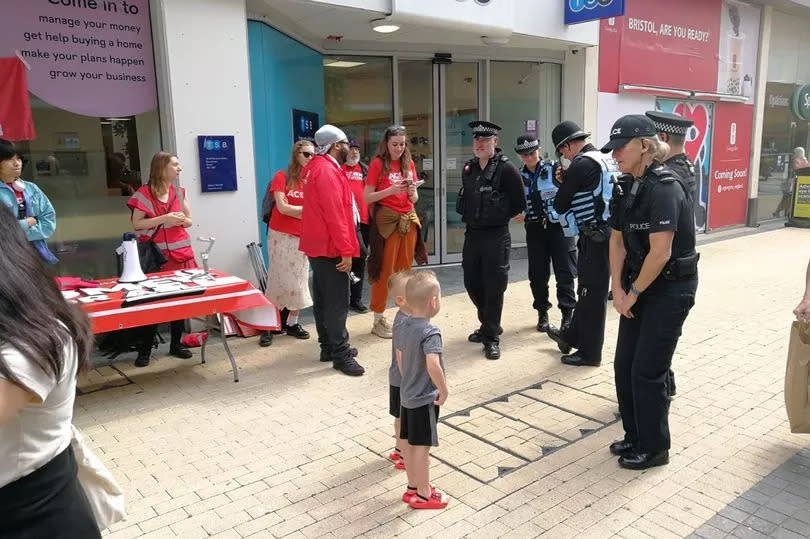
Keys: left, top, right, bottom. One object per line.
{"left": 323, "top": 60, "right": 366, "bottom": 68}
{"left": 371, "top": 18, "right": 400, "bottom": 33}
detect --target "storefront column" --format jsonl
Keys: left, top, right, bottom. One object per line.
{"left": 150, "top": 0, "right": 259, "bottom": 278}
{"left": 747, "top": 5, "right": 773, "bottom": 227}
{"left": 563, "top": 47, "right": 598, "bottom": 134}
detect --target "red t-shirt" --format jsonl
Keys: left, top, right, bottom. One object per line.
{"left": 268, "top": 170, "right": 304, "bottom": 237}
{"left": 342, "top": 163, "right": 368, "bottom": 224}
{"left": 366, "top": 158, "right": 417, "bottom": 214}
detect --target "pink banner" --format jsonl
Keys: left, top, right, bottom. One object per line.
{"left": 0, "top": 0, "right": 156, "bottom": 118}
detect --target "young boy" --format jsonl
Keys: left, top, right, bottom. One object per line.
{"left": 388, "top": 270, "right": 414, "bottom": 470}
{"left": 396, "top": 270, "right": 449, "bottom": 509}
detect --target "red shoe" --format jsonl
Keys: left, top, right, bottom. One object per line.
{"left": 401, "top": 485, "right": 436, "bottom": 503}
{"left": 408, "top": 489, "right": 449, "bottom": 510}
{"left": 395, "top": 459, "right": 406, "bottom": 470}
{"left": 388, "top": 451, "right": 402, "bottom": 462}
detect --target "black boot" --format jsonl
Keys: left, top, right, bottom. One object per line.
{"left": 536, "top": 311, "right": 550, "bottom": 332}
{"left": 274, "top": 308, "right": 289, "bottom": 335}
{"left": 560, "top": 308, "right": 574, "bottom": 331}
{"left": 259, "top": 331, "right": 273, "bottom": 347}
{"left": 169, "top": 320, "right": 192, "bottom": 359}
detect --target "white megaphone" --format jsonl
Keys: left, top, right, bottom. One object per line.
{"left": 118, "top": 233, "right": 148, "bottom": 283}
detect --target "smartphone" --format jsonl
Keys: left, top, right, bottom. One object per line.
{"left": 412, "top": 180, "right": 425, "bottom": 188}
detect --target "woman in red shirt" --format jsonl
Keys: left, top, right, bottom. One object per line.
{"left": 128, "top": 152, "right": 197, "bottom": 367}
{"left": 364, "top": 126, "right": 421, "bottom": 338}
{"left": 258, "top": 140, "right": 314, "bottom": 347}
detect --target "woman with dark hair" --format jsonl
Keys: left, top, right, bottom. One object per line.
{"left": 0, "top": 138, "right": 58, "bottom": 264}
{"left": 0, "top": 206, "right": 100, "bottom": 537}
{"left": 258, "top": 140, "right": 314, "bottom": 347}
{"left": 127, "top": 152, "right": 197, "bottom": 366}
{"left": 364, "top": 126, "right": 425, "bottom": 338}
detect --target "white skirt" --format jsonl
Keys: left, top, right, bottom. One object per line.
{"left": 264, "top": 229, "right": 313, "bottom": 311}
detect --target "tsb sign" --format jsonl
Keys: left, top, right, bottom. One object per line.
{"left": 565, "top": 0, "right": 625, "bottom": 25}
{"left": 569, "top": 0, "right": 614, "bottom": 12}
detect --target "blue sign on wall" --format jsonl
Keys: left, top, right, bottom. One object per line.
{"left": 564, "top": 0, "right": 625, "bottom": 25}
{"left": 198, "top": 135, "right": 237, "bottom": 192}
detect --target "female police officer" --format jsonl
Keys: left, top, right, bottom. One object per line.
{"left": 602, "top": 115, "right": 698, "bottom": 470}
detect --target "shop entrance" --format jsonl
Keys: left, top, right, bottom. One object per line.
{"left": 400, "top": 60, "right": 480, "bottom": 264}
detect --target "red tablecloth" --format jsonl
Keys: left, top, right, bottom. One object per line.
{"left": 74, "top": 270, "right": 273, "bottom": 334}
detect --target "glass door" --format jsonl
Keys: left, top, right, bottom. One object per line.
{"left": 441, "top": 62, "right": 479, "bottom": 263}
{"left": 398, "top": 59, "right": 439, "bottom": 263}
{"left": 397, "top": 59, "right": 479, "bottom": 264}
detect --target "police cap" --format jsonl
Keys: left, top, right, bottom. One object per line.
{"left": 469, "top": 120, "right": 501, "bottom": 138}
{"left": 600, "top": 115, "right": 658, "bottom": 153}
{"left": 645, "top": 110, "right": 694, "bottom": 136}
{"left": 514, "top": 135, "right": 540, "bottom": 155}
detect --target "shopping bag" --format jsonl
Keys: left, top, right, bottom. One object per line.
{"left": 70, "top": 425, "right": 126, "bottom": 530}
{"left": 784, "top": 322, "right": 810, "bottom": 433}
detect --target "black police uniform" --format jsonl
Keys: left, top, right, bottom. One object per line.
{"left": 516, "top": 139, "right": 576, "bottom": 330}
{"left": 459, "top": 122, "right": 526, "bottom": 359}
{"left": 552, "top": 143, "right": 611, "bottom": 365}
{"left": 610, "top": 163, "right": 698, "bottom": 466}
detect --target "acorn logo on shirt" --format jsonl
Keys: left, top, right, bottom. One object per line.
{"left": 346, "top": 171, "right": 364, "bottom": 182}
{"left": 287, "top": 190, "right": 303, "bottom": 198}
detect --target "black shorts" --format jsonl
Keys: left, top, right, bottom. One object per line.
{"left": 389, "top": 385, "right": 400, "bottom": 418}
{"left": 400, "top": 404, "right": 440, "bottom": 447}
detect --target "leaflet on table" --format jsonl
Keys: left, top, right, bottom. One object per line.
{"left": 62, "top": 272, "right": 246, "bottom": 302}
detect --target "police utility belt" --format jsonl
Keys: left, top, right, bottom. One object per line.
{"left": 626, "top": 252, "right": 700, "bottom": 283}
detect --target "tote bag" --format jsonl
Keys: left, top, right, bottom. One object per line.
{"left": 784, "top": 322, "right": 810, "bottom": 433}
{"left": 70, "top": 425, "right": 126, "bottom": 530}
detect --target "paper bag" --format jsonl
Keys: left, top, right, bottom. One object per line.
{"left": 71, "top": 425, "right": 127, "bottom": 530}
{"left": 785, "top": 322, "right": 810, "bottom": 433}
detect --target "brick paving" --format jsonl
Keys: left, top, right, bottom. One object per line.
{"left": 76, "top": 227, "right": 810, "bottom": 538}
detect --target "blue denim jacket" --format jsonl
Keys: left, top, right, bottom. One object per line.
{"left": 0, "top": 180, "right": 58, "bottom": 263}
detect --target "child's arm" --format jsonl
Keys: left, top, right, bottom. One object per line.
{"left": 396, "top": 349, "right": 403, "bottom": 375}
{"left": 426, "top": 353, "right": 447, "bottom": 406}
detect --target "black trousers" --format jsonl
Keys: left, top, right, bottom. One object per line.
{"left": 138, "top": 320, "right": 185, "bottom": 354}
{"left": 462, "top": 226, "right": 510, "bottom": 344}
{"left": 350, "top": 223, "right": 370, "bottom": 304}
{"left": 525, "top": 221, "right": 577, "bottom": 313}
{"left": 309, "top": 256, "right": 352, "bottom": 361}
{"left": 0, "top": 446, "right": 101, "bottom": 538}
{"left": 560, "top": 234, "right": 610, "bottom": 362}
{"left": 614, "top": 278, "right": 697, "bottom": 453}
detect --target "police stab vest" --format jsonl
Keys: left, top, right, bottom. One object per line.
{"left": 568, "top": 150, "right": 619, "bottom": 227}
{"left": 522, "top": 161, "right": 556, "bottom": 222}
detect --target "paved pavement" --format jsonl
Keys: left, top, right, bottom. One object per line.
{"left": 77, "top": 226, "right": 810, "bottom": 538}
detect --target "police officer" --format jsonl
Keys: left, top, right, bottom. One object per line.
{"left": 603, "top": 114, "right": 698, "bottom": 470}
{"left": 646, "top": 110, "right": 696, "bottom": 398}
{"left": 514, "top": 135, "right": 576, "bottom": 333}
{"left": 459, "top": 121, "right": 526, "bottom": 360}
{"left": 547, "top": 121, "right": 618, "bottom": 367}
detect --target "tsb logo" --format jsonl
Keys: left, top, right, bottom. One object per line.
{"left": 569, "top": 0, "right": 613, "bottom": 12}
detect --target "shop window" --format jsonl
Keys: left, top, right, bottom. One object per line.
{"left": 758, "top": 11, "right": 810, "bottom": 221}
{"left": 491, "top": 60, "right": 561, "bottom": 245}
{"left": 324, "top": 56, "right": 394, "bottom": 164}
{"left": 15, "top": 98, "right": 161, "bottom": 278}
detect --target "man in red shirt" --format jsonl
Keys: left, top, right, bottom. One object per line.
{"left": 342, "top": 137, "right": 370, "bottom": 313}
{"left": 300, "top": 125, "right": 364, "bottom": 376}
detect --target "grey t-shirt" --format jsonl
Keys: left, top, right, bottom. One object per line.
{"left": 389, "top": 310, "right": 410, "bottom": 387}
{"left": 398, "top": 316, "right": 444, "bottom": 409}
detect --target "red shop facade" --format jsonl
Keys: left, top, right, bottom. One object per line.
{"left": 597, "top": 0, "right": 761, "bottom": 232}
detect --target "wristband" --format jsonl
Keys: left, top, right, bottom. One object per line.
{"left": 629, "top": 284, "right": 641, "bottom": 296}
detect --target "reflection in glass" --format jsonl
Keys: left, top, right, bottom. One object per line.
{"left": 324, "top": 56, "right": 394, "bottom": 167}
{"left": 445, "top": 63, "right": 478, "bottom": 256}
{"left": 16, "top": 96, "right": 161, "bottom": 278}
{"left": 398, "top": 60, "right": 435, "bottom": 257}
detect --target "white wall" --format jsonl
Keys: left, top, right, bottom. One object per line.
{"left": 562, "top": 48, "right": 599, "bottom": 138}
{"left": 596, "top": 92, "right": 656, "bottom": 148}
{"left": 154, "top": 0, "right": 259, "bottom": 279}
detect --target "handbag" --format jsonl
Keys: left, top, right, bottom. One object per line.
{"left": 137, "top": 225, "right": 168, "bottom": 273}
{"left": 70, "top": 425, "right": 126, "bottom": 530}
{"left": 784, "top": 322, "right": 810, "bottom": 433}
{"left": 261, "top": 184, "right": 276, "bottom": 225}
